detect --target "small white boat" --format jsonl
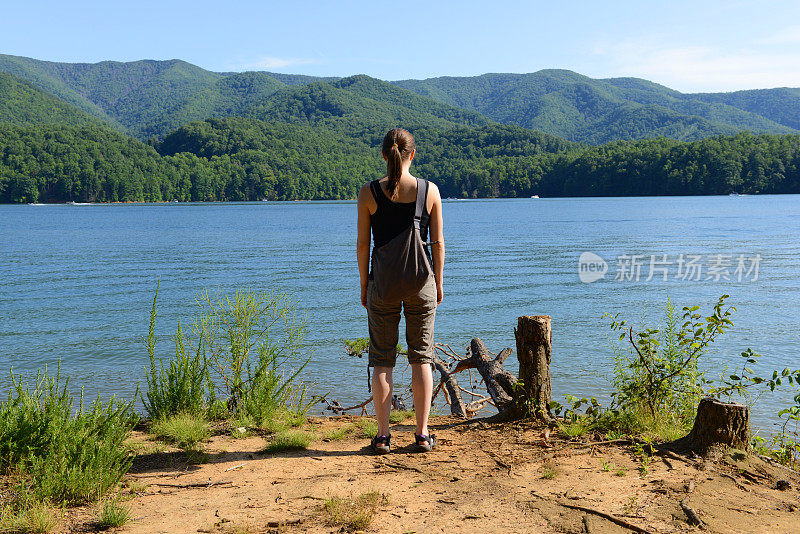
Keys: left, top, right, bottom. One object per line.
{"left": 530, "top": 195, "right": 540, "bottom": 199}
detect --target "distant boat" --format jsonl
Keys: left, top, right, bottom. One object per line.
{"left": 530, "top": 195, "right": 540, "bottom": 199}
{"left": 68, "top": 201, "right": 92, "bottom": 205}
{"left": 28, "top": 203, "right": 46, "bottom": 206}
{"left": 173, "top": 199, "right": 179, "bottom": 203}
{"left": 729, "top": 192, "right": 740, "bottom": 196}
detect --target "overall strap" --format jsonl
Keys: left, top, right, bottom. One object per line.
{"left": 413, "top": 178, "right": 428, "bottom": 230}
{"left": 369, "top": 180, "right": 384, "bottom": 208}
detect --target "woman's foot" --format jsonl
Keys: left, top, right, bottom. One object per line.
{"left": 414, "top": 433, "right": 437, "bottom": 452}
{"left": 370, "top": 433, "right": 391, "bottom": 454}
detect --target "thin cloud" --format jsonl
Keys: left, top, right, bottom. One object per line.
{"left": 590, "top": 39, "right": 800, "bottom": 92}
{"left": 233, "top": 56, "right": 317, "bottom": 71}
{"left": 757, "top": 25, "right": 800, "bottom": 45}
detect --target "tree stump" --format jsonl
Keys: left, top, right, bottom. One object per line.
{"left": 672, "top": 397, "right": 750, "bottom": 455}
{"left": 515, "top": 315, "right": 553, "bottom": 421}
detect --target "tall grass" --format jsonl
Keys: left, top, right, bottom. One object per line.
{"left": 150, "top": 412, "right": 210, "bottom": 449}
{"left": 95, "top": 499, "right": 131, "bottom": 529}
{"left": 0, "top": 502, "right": 58, "bottom": 533}
{"left": 142, "top": 281, "right": 213, "bottom": 420}
{"left": 322, "top": 492, "right": 387, "bottom": 532}
{"left": 141, "top": 284, "right": 318, "bottom": 435}
{"left": 0, "top": 363, "right": 135, "bottom": 506}
{"left": 198, "top": 288, "right": 314, "bottom": 426}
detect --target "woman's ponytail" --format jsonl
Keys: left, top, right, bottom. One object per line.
{"left": 381, "top": 129, "right": 416, "bottom": 201}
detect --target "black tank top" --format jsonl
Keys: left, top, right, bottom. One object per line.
{"left": 369, "top": 179, "right": 430, "bottom": 248}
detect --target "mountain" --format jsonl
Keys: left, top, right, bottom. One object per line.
{"left": 0, "top": 72, "right": 107, "bottom": 127}
{"left": 0, "top": 54, "right": 286, "bottom": 138}
{"left": 392, "top": 70, "right": 799, "bottom": 143}
{"left": 246, "top": 75, "right": 491, "bottom": 137}
{"left": 3, "top": 54, "right": 799, "bottom": 144}
{"left": 690, "top": 88, "right": 800, "bottom": 131}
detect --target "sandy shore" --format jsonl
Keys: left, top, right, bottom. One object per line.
{"left": 61, "top": 415, "right": 799, "bottom": 533}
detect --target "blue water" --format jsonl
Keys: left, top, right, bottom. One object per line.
{"left": 2, "top": 196, "right": 799, "bottom": 434}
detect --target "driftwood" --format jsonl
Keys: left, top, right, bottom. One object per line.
{"left": 453, "top": 339, "right": 518, "bottom": 418}
{"left": 329, "top": 316, "right": 556, "bottom": 421}
{"left": 433, "top": 358, "right": 467, "bottom": 417}
{"left": 670, "top": 397, "right": 750, "bottom": 455}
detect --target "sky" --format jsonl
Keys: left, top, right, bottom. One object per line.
{"left": 2, "top": 0, "right": 799, "bottom": 92}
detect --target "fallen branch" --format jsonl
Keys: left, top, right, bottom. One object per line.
{"left": 434, "top": 358, "right": 467, "bottom": 418}
{"left": 150, "top": 480, "right": 234, "bottom": 489}
{"left": 266, "top": 519, "right": 302, "bottom": 527}
{"left": 452, "top": 339, "right": 518, "bottom": 416}
{"left": 558, "top": 502, "right": 656, "bottom": 534}
{"left": 529, "top": 492, "right": 655, "bottom": 534}
{"left": 322, "top": 396, "right": 373, "bottom": 415}
{"left": 224, "top": 463, "right": 246, "bottom": 472}
{"left": 679, "top": 498, "right": 705, "bottom": 528}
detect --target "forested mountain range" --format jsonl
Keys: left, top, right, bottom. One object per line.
{"left": 0, "top": 53, "right": 798, "bottom": 203}
{"left": 393, "top": 70, "right": 798, "bottom": 143}
{"left": 0, "top": 72, "right": 107, "bottom": 128}
{"left": 2, "top": 54, "right": 799, "bottom": 143}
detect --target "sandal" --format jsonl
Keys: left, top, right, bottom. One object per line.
{"left": 370, "top": 433, "right": 391, "bottom": 454}
{"left": 414, "top": 433, "right": 437, "bottom": 452}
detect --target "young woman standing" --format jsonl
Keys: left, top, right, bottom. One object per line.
{"left": 356, "top": 128, "right": 444, "bottom": 454}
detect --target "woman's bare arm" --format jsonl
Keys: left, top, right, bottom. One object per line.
{"left": 356, "top": 183, "right": 374, "bottom": 308}
{"left": 428, "top": 183, "right": 444, "bottom": 305}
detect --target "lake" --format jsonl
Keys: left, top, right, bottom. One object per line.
{"left": 2, "top": 195, "right": 799, "bottom": 434}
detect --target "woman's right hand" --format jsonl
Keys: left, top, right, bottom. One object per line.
{"left": 436, "top": 283, "right": 443, "bottom": 306}
{"left": 361, "top": 284, "right": 368, "bottom": 309}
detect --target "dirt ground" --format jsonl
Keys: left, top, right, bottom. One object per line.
{"left": 65, "top": 415, "right": 799, "bottom": 533}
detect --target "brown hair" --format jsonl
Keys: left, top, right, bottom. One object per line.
{"left": 381, "top": 128, "right": 416, "bottom": 200}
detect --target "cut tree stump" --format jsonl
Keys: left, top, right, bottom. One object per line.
{"left": 671, "top": 397, "right": 750, "bottom": 455}
{"left": 515, "top": 315, "right": 553, "bottom": 421}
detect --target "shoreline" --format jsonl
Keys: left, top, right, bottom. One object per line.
{"left": 6, "top": 191, "right": 800, "bottom": 206}
{"left": 56, "top": 414, "right": 800, "bottom": 533}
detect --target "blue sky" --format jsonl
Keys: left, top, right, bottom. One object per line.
{"left": 2, "top": 0, "right": 799, "bottom": 92}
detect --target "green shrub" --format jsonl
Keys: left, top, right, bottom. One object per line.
{"left": 0, "top": 502, "right": 58, "bottom": 533}
{"left": 355, "top": 419, "right": 378, "bottom": 439}
{"left": 95, "top": 499, "right": 131, "bottom": 529}
{"left": 606, "top": 295, "right": 716, "bottom": 419}
{"left": 150, "top": 412, "right": 210, "bottom": 449}
{"left": 262, "top": 430, "right": 314, "bottom": 453}
{"left": 0, "top": 364, "right": 135, "bottom": 505}
{"left": 142, "top": 285, "right": 316, "bottom": 427}
{"left": 389, "top": 410, "right": 414, "bottom": 423}
{"left": 142, "top": 281, "right": 213, "bottom": 420}
{"left": 197, "top": 288, "right": 315, "bottom": 424}
{"left": 322, "top": 492, "right": 387, "bottom": 532}
{"left": 323, "top": 425, "right": 355, "bottom": 441}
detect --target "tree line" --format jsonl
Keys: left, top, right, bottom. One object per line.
{"left": 1, "top": 120, "right": 798, "bottom": 203}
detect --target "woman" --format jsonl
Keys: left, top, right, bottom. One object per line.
{"left": 356, "top": 128, "right": 444, "bottom": 454}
